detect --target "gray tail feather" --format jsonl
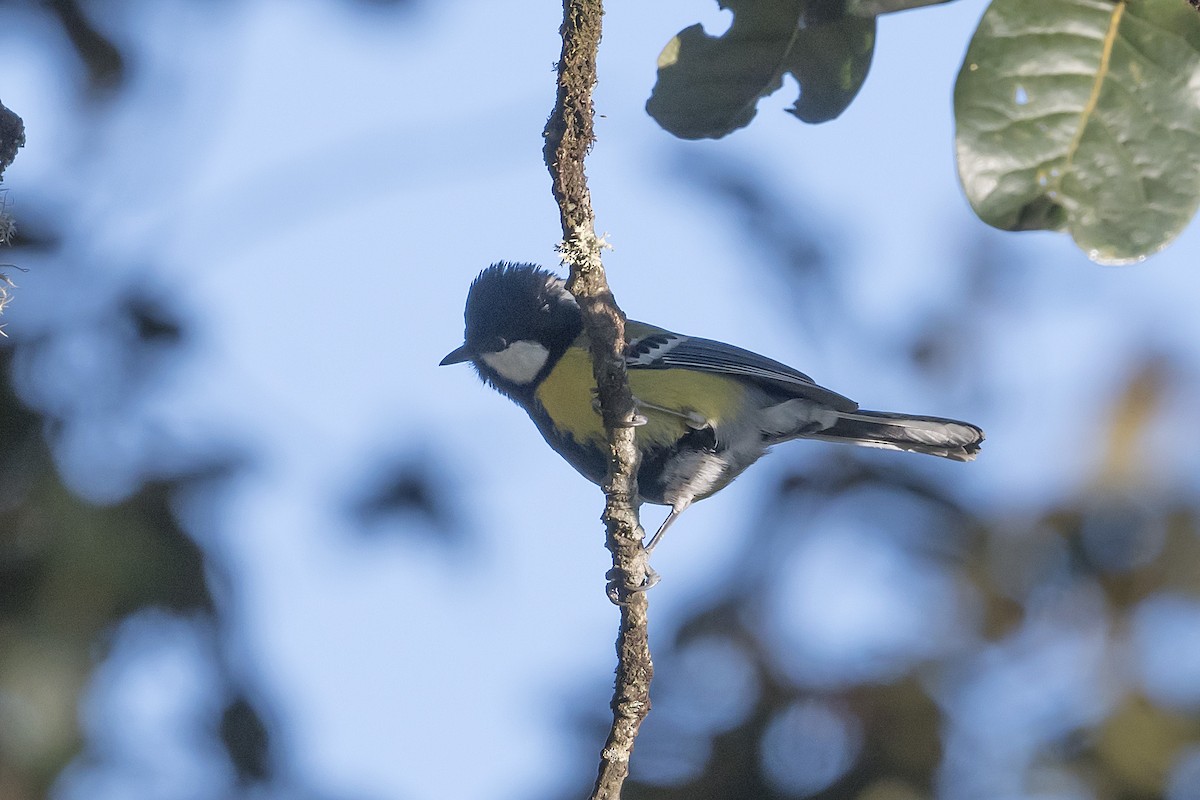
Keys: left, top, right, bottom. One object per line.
{"left": 797, "top": 410, "right": 984, "bottom": 462}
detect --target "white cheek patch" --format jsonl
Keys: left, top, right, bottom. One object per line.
{"left": 480, "top": 340, "right": 551, "bottom": 385}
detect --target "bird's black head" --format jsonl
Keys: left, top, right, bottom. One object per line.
{"left": 440, "top": 262, "right": 582, "bottom": 398}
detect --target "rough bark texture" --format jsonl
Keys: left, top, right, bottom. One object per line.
{"left": 542, "top": 2, "right": 654, "bottom": 798}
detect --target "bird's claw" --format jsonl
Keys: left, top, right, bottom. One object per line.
{"left": 590, "top": 395, "right": 648, "bottom": 427}
{"left": 605, "top": 561, "right": 660, "bottom": 604}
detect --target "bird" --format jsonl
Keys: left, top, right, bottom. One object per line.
{"left": 440, "top": 262, "right": 983, "bottom": 552}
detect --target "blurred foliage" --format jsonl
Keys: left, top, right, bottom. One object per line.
{"left": 585, "top": 424, "right": 1200, "bottom": 799}
{"left": 0, "top": 0, "right": 422, "bottom": 96}
{"left": 673, "top": 152, "right": 834, "bottom": 323}
{"left": 0, "top": 0, "right": 126, "bottom": 93}
{"left": 0, "top": 2, "right": 426, "bottom": 797}
{"left": 40, "top": 0, "right": 126, "bottom": 92}
{"left": 0, "top": 313, "right": 267, "bottom": 798}
{"left": 348, "top": 448, "right": 469, "bottom": 548}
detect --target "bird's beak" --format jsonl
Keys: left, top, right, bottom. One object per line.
{"left": 439, "top": 344, "right": 473, "bottom": 366}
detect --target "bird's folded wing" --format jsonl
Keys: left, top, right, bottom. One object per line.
{"left": 625, "top": 332, "right": 858, "bottom": 411}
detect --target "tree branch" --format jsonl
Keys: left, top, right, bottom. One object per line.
{"left": 542, "top": 1, "right": 654, "bottom": 797}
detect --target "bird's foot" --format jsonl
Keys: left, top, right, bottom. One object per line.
{"left": 605, "top": 560, "right": 659, "bottom": 604}
{"left": 590, "top": 394, "right": 648, "bottom": 427}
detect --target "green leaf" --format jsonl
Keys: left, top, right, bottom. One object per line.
{"left": 954, "top": 0, "right": 1200, "bottom": 264}
{"left": 647, "top": 0, "right": 876, "bottom": 140}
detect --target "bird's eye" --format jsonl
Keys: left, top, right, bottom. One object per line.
{"left": 486, "top": 335, "right": 508, "bottom": 353}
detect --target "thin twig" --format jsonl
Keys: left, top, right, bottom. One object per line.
{"left": 542, "top": 1, "right": 654, "bottom": 797}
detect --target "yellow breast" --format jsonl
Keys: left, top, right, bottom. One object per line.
{"left": 534, "top": 344, "right": 745, "bottom": 447}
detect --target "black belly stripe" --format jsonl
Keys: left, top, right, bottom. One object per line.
{"left": 637, "top": 425, "right": 719, "bottom": 505}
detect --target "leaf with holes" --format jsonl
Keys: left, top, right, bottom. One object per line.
{"left": 955, "top": 0, "right": 1200, "bottom": 264}
{"left": 647, "top": 0, "right": 876, "bottom": 140}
